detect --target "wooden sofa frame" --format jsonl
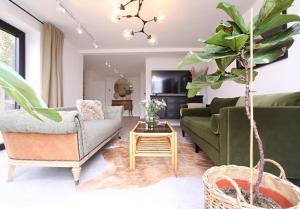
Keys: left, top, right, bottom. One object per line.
{"left": 3, "top": 129, "right": 121, "bottom": 185}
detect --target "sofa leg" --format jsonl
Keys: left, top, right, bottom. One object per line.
{"left": 72, "top": 167, "right": 81, "bottom": 185}
{"left": 182, "top": 130, "right": 185, "bottom": 137}
{"left": 7, "top": 164, "right": 15, "bottom": 182}
{"left": 195, "top": 144, "right": 200, "bottom": 153}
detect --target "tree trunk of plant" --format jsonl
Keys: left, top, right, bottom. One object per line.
{"left": 240, "top": 49, "right": 265, "bottom": 202}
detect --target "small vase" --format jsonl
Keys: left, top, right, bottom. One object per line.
{"left": 145, "top": 114, "right": 159, "bottom": 129}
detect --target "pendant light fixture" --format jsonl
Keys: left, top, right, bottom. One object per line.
{"left": 111, "top": 0, "right": 166, "bottom": 45}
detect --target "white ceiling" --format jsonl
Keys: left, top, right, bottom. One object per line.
{"left": 11, "top": 0, "right": 258, "bottom": 77}
{"left": 13, "top": 0, "right": 256, "bottom": 50}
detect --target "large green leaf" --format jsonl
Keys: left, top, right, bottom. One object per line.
{"left": 231, "top": 68, "right": 258, "bottom": 84}
{"left": 211, "top": 81, "right": 223, "bottom": 90}
{"left": 177, "top": 48, "right": 237, "bottom": 68}
{"left": 206, "top": 74, "right": 221, "bottom": 84}
{"left": 0, "top": 62, "right": 46, "bottom": 108}
{"left": 177, "top": 51, "right": 211, "bottom": 68}
{"left": 255, "top": 0, "right": 294, "bottom": 29}
{"left": 227, "top": 21, "right": 243, "bottom": 35}
{"left": 258, "top": 23, "right": 300, "bottom": 46}
{"left": 186, "top": 81, "right": 209, "bottom": 98}
{"left": 216, "top": 21, "right": 233, "bottom": 35}
{"left": 35, "top": 108, "right": 62, "bottom": 122}
{"left": 224, "top": 34, "right": 249, "bottom": 52}
{"left": 217, "top": 1, "right": 248, "bottom": 34}
{"left": 215, "top": 56, "right": 236, "bottom": 71}
{"left": 254, "top": 14, "right": 300, "bottom": 36}
{"left": 0, "top": 62, "right": 62, "bottom": 122}
{"left": 204, "top": 30, "right": 230, "bottom": 47}
{"left": 0, "top": 77, "right": 42, "bottom": 121}
{"left": 205, "top": 31, "right": 248, "bottom": 52}
{"left": 253, "top": 38, "right": 294, "bottom": 64}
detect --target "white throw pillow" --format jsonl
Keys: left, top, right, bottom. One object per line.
{"left": 76, "top": 99, "right": 104, "bottom": 120}
{"left": 187, "top": 103, "right": 206, "bottom": 108}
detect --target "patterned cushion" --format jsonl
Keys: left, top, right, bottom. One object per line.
{"left": 76, "top": 100, "right": 104, "bottom": 121}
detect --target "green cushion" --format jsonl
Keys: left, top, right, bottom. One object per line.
{"left": 210, "top": 114, "right": 220, "bottom": 134}
{"left": 236, "top": 92, "right": 300, "bottom": 107}
{"left": 181, "top": 116, "right": 220, "bottom": 150}
{"left": 210, "top": 97, "right": 239, "bottom": 114}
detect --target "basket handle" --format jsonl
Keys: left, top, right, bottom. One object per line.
{"left": 254, "top": 159, "right": 287, "bottom": 180}
{"left": 213, "top": 175, "right": 246, "bottom": 209}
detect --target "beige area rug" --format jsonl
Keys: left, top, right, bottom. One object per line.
{"left": 79, "top": 138, "right": 213, "bottom": 191}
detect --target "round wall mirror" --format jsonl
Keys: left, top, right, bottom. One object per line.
{"left": 113, "top": 78, "right": 133, "bottom": 99}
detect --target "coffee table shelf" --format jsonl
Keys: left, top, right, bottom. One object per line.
{"left": 130, "top": 121, "right": 177, "bottom": 171}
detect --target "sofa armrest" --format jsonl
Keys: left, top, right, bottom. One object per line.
{"left": 180, "top": 107, "right": 211, "bottom": 118}
{"left": 219, "top": 106, "right": 300, "bottom": 178}
{"left": 103, "top": 106, "right": 124, "bottom": 120}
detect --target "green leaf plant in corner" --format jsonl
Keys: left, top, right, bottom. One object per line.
{"left": 177, "top": 0, "right": 300, "bottom": 204}
{"left": 0, "top": 62, "right": 62, "bottom": 122}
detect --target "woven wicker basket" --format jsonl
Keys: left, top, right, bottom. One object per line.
{"left": 203, "top": 159, "right": 300, "bottom": 209}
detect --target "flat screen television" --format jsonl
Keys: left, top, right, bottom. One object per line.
{"left": 151, "top": 71, "right": 192, "bottom": 94}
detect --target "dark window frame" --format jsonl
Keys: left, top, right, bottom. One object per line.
{"left": 0, "top": 19, "right": 25, "bottom": 151}
{"left": 0, "top": 19, "right": 25, "bottom": 78}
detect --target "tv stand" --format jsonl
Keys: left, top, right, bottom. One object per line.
{"left": 150, "top": 94, "right": 203, "bottom": 119}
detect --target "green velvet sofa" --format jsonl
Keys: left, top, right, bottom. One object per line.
{"left": 180, "top": 92, "right": 300, "bottom": 178}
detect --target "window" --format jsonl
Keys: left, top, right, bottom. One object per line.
{"left": 0, "top": 19, "right": 25, "bottom": 150}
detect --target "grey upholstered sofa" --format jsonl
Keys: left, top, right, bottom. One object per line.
{"left": 0, "top": 106, "right": 123, "bottom": 184}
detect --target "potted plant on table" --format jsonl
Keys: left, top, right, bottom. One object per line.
{"left": 140, "top": 99, "right": 166, "bottom": 128}
{"left": 178, "top": 0, "right": 300, "bottom": 208}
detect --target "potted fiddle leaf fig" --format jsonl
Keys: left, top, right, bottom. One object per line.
{"left": 0, "top": 62, "right": 62, "bottom": 122}
{"left": 178, "top": 0, "right": 300, "bottom": 208}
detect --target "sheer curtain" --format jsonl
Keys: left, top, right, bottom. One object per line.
{"left": 42, "top": 23, "right": 64, "bottom": 107}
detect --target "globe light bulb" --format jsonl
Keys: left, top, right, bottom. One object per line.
{"left": 148, "top": 35, "right": 157, "bottom": 45}
{"left": 123, "top": 29, "right": 134, "bottom": 40}
{"left": 111, "top": 7, "right": 122, "bottom": 23}
{"left": 111, "top": 14, "right": 120, "bottom": 23}
{"left": 156, "top": 11, "right": 166, "bottom": 24}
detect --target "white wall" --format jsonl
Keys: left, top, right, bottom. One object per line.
{"left": 0, "top": 0, "right": 43, "bottom": 94}
{"left": 84, "top": 74, "right": 141, "bottom": 117}
{"left": 206, "top": 0, "right": 300, "bottom": 103}
{"left": 63, "top": 40, "right": 83, "bottom": 107}
{"left": 145, "top": 55, "right": 208, "bottom": 103}
{"left": 0, "top": 0, "right": 83, "bottom": 107}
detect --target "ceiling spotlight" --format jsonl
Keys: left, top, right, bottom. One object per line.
{"left": 56, "top": 0, "right": 66, "bottom": 13}
{"left": 120, "top": 74, "right": 124, "bottom": 78}
{"left": 148, "top": 35, "right": 157, "bottom": 45}
{"left": 108, "top": 63, "right": 111, "bottom": 68}
{"left": 76, "top": 24, "right": 83, "bottom": 34}
{"left": 123, "top": 29, "right": 134, "bottom": 40}
{"left": 92, "top": 40, "right": 99, "bottom": 49}
{"left": 105, "top": 61, "right": 109, "bottom": 66}
{"left": 155, "top": 11, "right": 166, "bottom": 24}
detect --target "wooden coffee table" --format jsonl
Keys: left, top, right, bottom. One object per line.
{"left": 129, "top": 121, "right": 177, "bottom": 171}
